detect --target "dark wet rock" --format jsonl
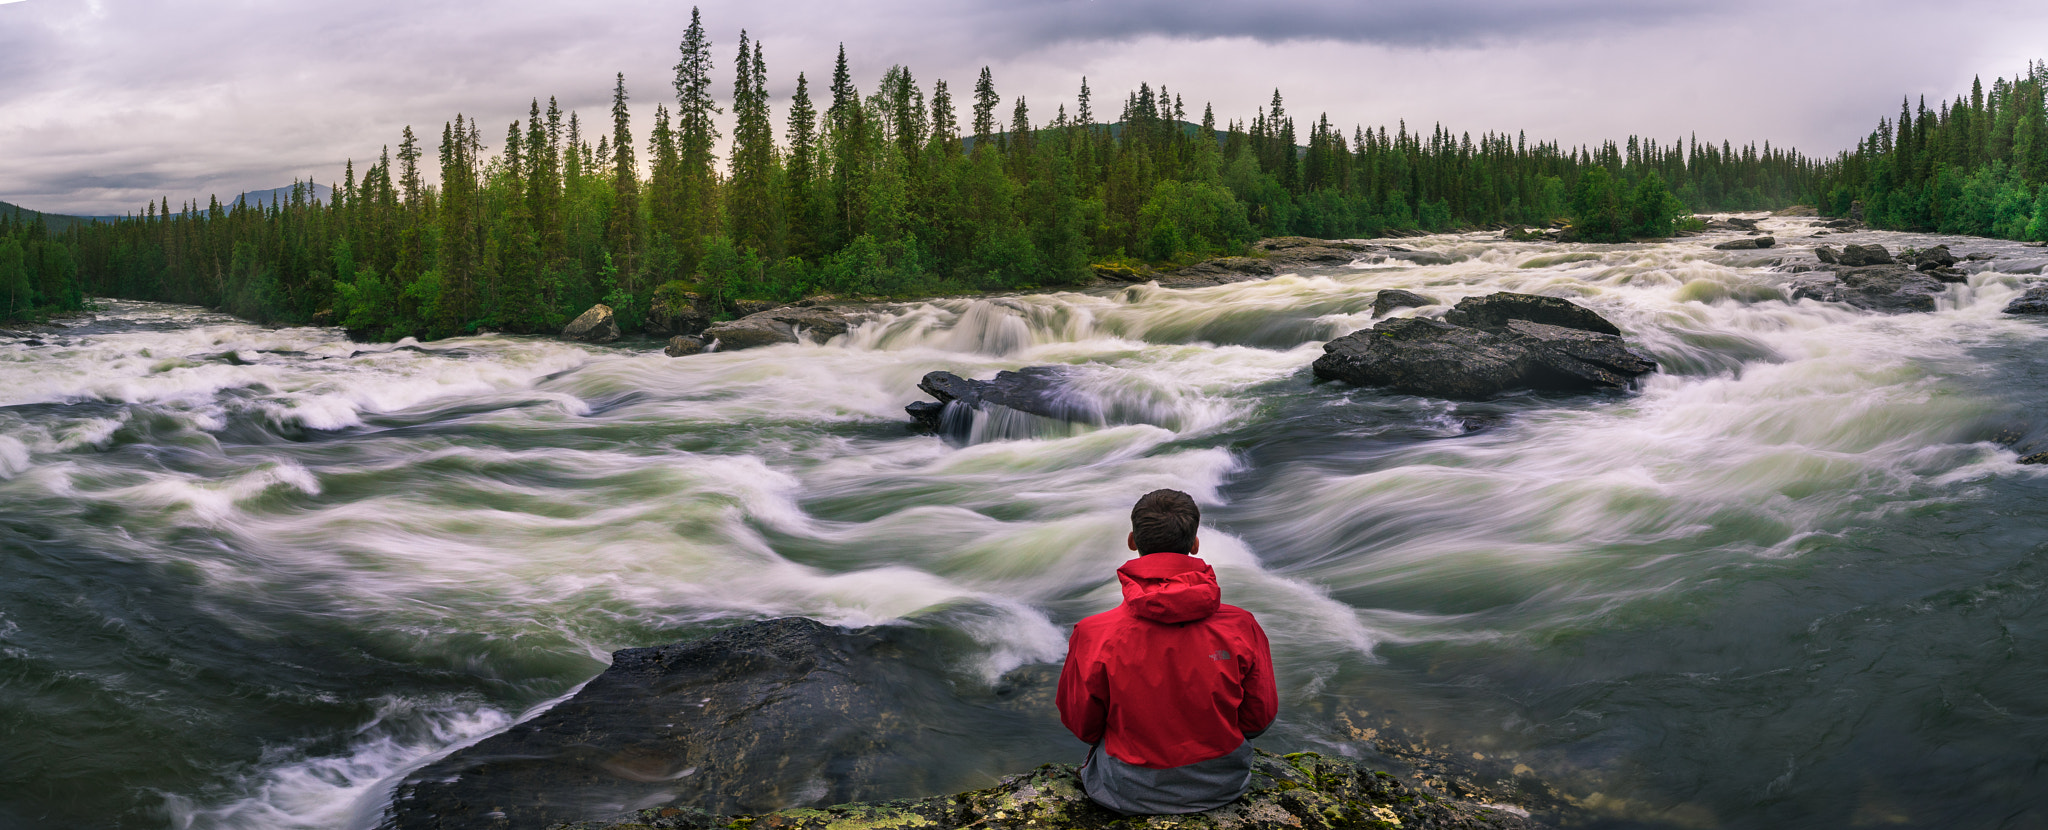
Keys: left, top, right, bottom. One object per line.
{"left": 1311, "top": 315, "right": 1654, "bottom": 400}
{"left": 560, "top": 750, "right": 1537, "bottom": 830}
{"left": 698, "top": 307, "right": 858, "bottom": 351}
{"left": 662, "top": 336, "right": 706, "bottom": 357}
{"left": 2021, "top": 452, "right": 2048, "bottom": 464}
{"left": 1902, "top": 244, "right": 1958, "bottom": 271}
{"left": 1773, "top": 205, "right": 1819, "bottom": 217}
{"left": 1502, "top": 225, "right": 1545, "bottom": 241}
{"left": 1820, "top": 218, "right": 1863, "bottom": 230}
{"left": 1815, "top": 245, "right": 1840, "bottom": 264}
{"left": 1385, "top": 249, "right": 1462, "bottom": 266}
{"left": 1837, "top": 244, "right": 1893, "bottom": 266}
{"left": 1252, "top": 236, "right": 1376, "bottom": 254}
{"left": 702, "top": 316, "right": 797, "bottom": 350}
{"left": 908, "top": 367, "right": 1100, "bottom": 436}
{"left": 760, "top": 306, "right": 856, "bottom": 341}
{"left": 1965, "top": 253, "right": 1996, "bottom": 262}
{"left": 1442, "top": 292, "right": 1621, "bottom": 336}
{"left": 2004, "top": 285, "right": 2048, "bottom": 314}
{"left": 1506, "top": 320, "right": 1659, "bottom": 389}
{"left": 1926, "top": 267, "right": 1968, "bottom": 283}
{"left": 1714, "top": 236, "right": 1775, "bottom": 250}
{"left": 389, "top": 619, "right": 1028, "bottom": 830}
{"left": 1789, "top": 265, "right": 1946, "bottom": 313}
{"left": 1372, "top": 289, "right": 1437, "bottom": 316}
{"left": 563, "top": 305, "right": 622, "bottom": 343}
{"left": 1162, "top": 257, "right": 1276, "bottom": 282}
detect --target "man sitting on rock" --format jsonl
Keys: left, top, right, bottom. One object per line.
{"left": 1057, "top": 489, "right": 1279, "bottom": 815}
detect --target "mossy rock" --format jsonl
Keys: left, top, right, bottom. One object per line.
{"left": 557, "top": 751, "right": 1536, "bottom": 830}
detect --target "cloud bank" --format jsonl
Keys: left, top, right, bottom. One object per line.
{"left": 1, "top": 0, "right": 2041, "bottom": 214}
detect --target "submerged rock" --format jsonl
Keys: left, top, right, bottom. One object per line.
{"left": 563, "top": 304, "right": 622, "bottom": 343}
{"left": 559, "top": 750, "right": 1536, "bottom": 830}
{"left": 1372, "top": 288, "right": 1437, "bottom": 316}
{"left": 1836, "top": 243, "right": 1893, "bottom": 266}
{"left": 2005, "top": 285, "right": 2048, "bottom": 314}
{"left": 1788, "top": 265, "right": 1946, "bottom": 313}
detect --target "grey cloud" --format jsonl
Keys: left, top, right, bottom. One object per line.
{"left": 2, "top": 0, "right": 2044, "bottom": 214}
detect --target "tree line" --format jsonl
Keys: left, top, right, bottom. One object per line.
{"left": 1813, "top": 62, "right": 2048, "bottom": 239}
{"left": 32, "top": 9, "right": 1821, "bottom": 334}
{"left": 0, "top": 212, "right": 83, "bottom": 323}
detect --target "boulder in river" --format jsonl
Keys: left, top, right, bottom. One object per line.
{"left": 1788, "top": 265, "right": 1946, "bottom": 313}
{"left": 1442, "top": 292, "right": 1621, "bottom": 336}
{"left": 1815, "top": 245, "right": 1841, "bottom": 264}
{"left": 1713, "top": 236, "right": 1775, "bottom": 250}
{"left": 1313, "top": 299, "right": 1655, "bottom": 400}
{"left": 699, "top": 306, "right": 860, "bottom": 351}
{"left": 1902, "top": 244, "right": 1958, "bottom": 272}
{"left": 907, "top": 367, "right": 1100, "bottom": 438}
{"left": 563, "top": 304, "right": 622, "bottom": 343}
{"left": 1836, "top": 244, "right": 1893, "bottom": 266}
{"left": 663, "top": 335, "right": 706, "bottom": 357}
{"left": 1372, "top": 289, "right": 1437, "bottom": 316}
{"left": 2004, "top": 285, "right": 2048, "bottom": 314}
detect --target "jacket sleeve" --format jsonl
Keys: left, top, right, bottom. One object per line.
{"left": 1056, "top": 626, "right": 1108, "bottom": 744}
{"left": 1236, "top": 616, "right": 1279, "bottom": 739}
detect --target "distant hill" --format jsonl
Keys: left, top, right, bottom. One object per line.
{"left": 0, "top": 199, "right": 123, "bottom": 232}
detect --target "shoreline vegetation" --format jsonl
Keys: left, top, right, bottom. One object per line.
{"left": 6, "top": 6, "right": 1824, "bottom": 334}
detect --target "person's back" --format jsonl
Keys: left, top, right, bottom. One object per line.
{"left": 1056, "top": 489, "right": 1278, "bottom": 815}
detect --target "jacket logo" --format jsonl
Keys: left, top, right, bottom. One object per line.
{"left": 1209, "top": 650, "right": 1232, "bottom": 661}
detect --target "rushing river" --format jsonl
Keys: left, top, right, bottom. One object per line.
{"left": 4, "top": 219, "right": 2048, "bottom": 830}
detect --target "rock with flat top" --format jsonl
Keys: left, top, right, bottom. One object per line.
{"left": 2005, "top": 285, "right": 2048, "bottom": 314}
{"left": 1442, "top": 292, "right": 1621, "bottom": 336}
{"left": 1789, "top": 265, "right": 1945, "bottom": 313}
{"left": 1836, "top": 244, "right": 1893, "bottom": 266}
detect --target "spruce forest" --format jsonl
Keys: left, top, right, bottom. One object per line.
{"left": 25, "top": 13, "right": 2037, "bottom": 337}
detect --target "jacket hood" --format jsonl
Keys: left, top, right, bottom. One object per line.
{"left": 1116, "top": 552, "right": 1221, "bottom": 624}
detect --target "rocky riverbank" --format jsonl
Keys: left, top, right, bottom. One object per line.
{"left": 384, "top": 618, "right": 1552, "bottom": 830}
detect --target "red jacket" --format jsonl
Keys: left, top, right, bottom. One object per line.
{"left": 1057, "top": 552, "right": 1278, "bottom": 769}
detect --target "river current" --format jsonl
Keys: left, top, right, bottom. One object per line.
{"left": 4, "top": 218, "right": 2048, "bottom": 829}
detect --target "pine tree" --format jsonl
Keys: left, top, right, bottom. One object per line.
{"left": 971, "top": 67, "right": 998, "bottom": 151}
{"left": 672, "top": 7, "right": 721, "bottom": 268}
{"left": 728, "top": 31, "right": 778, "bottom": 257}
{"left": 606, "top": 73, "right": 641, "bottom": 303}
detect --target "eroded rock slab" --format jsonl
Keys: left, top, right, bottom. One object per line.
{"left": 1788, "top": 265, "right": 1946, "bottom": 313}
{"left": 1314, "top": 293, "right": 1653, "bottom": 400}
{"left": 1442, "top": 292, "right": 1621, "bottom": 336}
{"left": 1372, "top": 289, "right": 1437, "bottom": 316}
{"left": 700, "top": 307, "right": 860, "bottom": 351}
{"left": 907, "top": 367, "right": 1102, "bottom": 438}
{"left": 387, "top": 619, "right": 1015, "bottom": 830}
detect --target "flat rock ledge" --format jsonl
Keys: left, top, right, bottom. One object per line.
{"left": 557, "top": 750, "right": 1536, "bottom": 830}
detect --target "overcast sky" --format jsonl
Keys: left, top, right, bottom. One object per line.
{"left": 2, "top": 0, "right": 2043, "bottom": 215}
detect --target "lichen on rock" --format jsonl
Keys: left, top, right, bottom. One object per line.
{"left": 557, "top": 750, "right": 1535, "bottom": 830}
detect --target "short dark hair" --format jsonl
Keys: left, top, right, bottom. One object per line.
{"left": 1130, "top": 489, "right": 1200, "bottom": 554}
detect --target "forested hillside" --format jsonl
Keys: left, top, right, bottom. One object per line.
{"left": 1813, "top": 62, "right": 2048, "bottom": 239}
{"left": 34, "top": 10, "right": 1820, "bottom": 335}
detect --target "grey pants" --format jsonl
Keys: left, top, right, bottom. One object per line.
{"left": 1078, "top": 741, "right": 1254, "bottom": 815}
